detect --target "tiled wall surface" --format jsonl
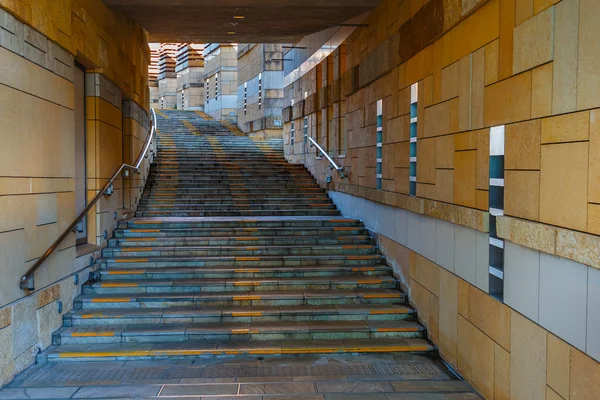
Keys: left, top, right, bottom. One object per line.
{"left": 283, "top": 0, "right": 600, "bottom": 397}
{"left": 204, "top": 44, "right": 238, "bottom": 123}
{"left": 0, "top": 1, "right": 150, "bottom": 388}
{"left": 236, "top": 44, "right": 285, "bottom": 137}
{"left": 330, "top": 190, "right": 600, "bottom": 399}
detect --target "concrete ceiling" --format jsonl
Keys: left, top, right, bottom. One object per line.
{"left": 102, "top": 0, "right": 379, "bottom": 43}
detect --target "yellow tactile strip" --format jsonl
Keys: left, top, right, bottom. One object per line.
{"left": 54, "top": 339, "right": 433, "bottom": 358}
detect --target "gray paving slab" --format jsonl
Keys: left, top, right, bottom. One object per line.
{"left": 390, "top": 380, "right": 471, "bottom": 392}
{"left": 72, "top": 385, "right": 161, "bottom": 398}
{"left": 316, "top": 381, "right": 394, "bottom": 393}
{"left": 160, "top": 384, "right": 238, "bottom": 396}
{"left": 239, "top": 382, "right": 316, "bottom": 395}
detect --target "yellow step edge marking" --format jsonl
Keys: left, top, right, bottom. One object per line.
{"left": 231, "top": 312, "right": 262, "bottom": 317}
{"left": 249, "top": 349, "right": 281, "bottom": 355}
{"left": 130, "top": 229, "right": 160, "bottom": 233}
{"left": 357, "top": 279, "right": 383, "bottom": 284}
{"left": 282, "top": 348, "right": 344, "bottom": 354}
{"left": 124, "top": 238, "right": 157, "bottom": 241}
{"left": 236, "top": 257, "right": 260, "bottom": 261}
{"left": 234, "top": 282, "right": 261, "bottom": 286}
{"left": 122, "top": 247, "right": 152, "bottom": 252}
{"left": 231, "top": 328, "right": 258, "bottom": 334}
{"left": 244, "top": 247, "right": 260, "bottom": 251}
{"left": 330, "top": 219, "right": 352, "bottom": 223}
{"left": 71, "top": 332, "right": 115, "bottom": 337}
{"left": 91, "top": 298, "right": 131, "bottom": 303}
{"left": 107, "top": 270, "right": 146, "bottom": 275}
{"left": 243, "top": 228, "right": 258, "bottom": 232}
{"left": 363, "top": 293, "right": 401, "bottom": 299}
{"left": 236, "top": 237, "right": 259, "bottom": 241}
{"left": 59, "top": 351, "right": 150, "bottom": 358}
{"left": 234, "top": 269, "right": 260, "bottom": 273}
{"left": 81, "top": 314, "right": 104, "bottom": 319}
{"left": 346, "top": 346, "right": 416, "bottom": 352}
{"left": 352, "top": 267, "right": 375, "bottom": 272}
{"left": 101, "top": 283, "right": 139, "bottom": 288}
{"left": 233, "top": 295, "right": 261, "bottom": 301}
{"left": 115, "top": 259, "right": 149, "bottom": 263}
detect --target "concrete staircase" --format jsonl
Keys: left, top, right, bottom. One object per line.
{"left": 42, "top": 109, "right": 433, "bottom": 361}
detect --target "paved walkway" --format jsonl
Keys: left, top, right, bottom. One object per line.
{"left": 1, "top": 354, "right": 481, "bottom": 399}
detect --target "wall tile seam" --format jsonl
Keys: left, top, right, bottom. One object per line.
{"left": 374, "top": 226, "right": 509, "bottom": 351}
{"left": 371, "top": 227, "right": 599, "bottom": 368}
{"left": 321, "top": 182, "right": 486, "bottom": 231}
{"left": 0, "top": 16, "right": 74, "bottom": 83}
{"left": 0, "top": 261, "right": 99, "bottom": 318}
{"left": 499, "top": 215, "right": 600, "bottom": 269}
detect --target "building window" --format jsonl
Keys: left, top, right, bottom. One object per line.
{"left": 291, "top": 121, "right": 295, "bottom": 147}
{"left": 206, "top": 79, "right": 209, "bottom": 104}
{"left": 304, "top": 116, "right": 308, "bottom": 143}
{"left": 244, "top": 82, "right": 247, "bottom": 115}
{"left": 258, "top": 73, "right": 262, "bottom": 110}
{"left": 489, "top": 125, "right": 506, "bottom": 301}
{"left": 181, "top": 90, "right": 185, "bottom": 110}
{"left": 409, "top": 83, "right": 418, "bottom": 196}
{"left": 215, "top": 73, "right": 219, "bottom": 98}
{"left": 376, "top": 99, "right": 383, "bottom": 190}
{"left": 160, "top": 96, "right": 164, "bottom": 109}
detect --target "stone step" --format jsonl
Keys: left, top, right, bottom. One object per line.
{"left": 139, "top": 198, "right": 332, "bottom": 205}
{"left": 114, "top": 226, "right": 366, "bottom": 238}
{"left": 75, "top": 289, "right": 405, "bottom": 309}
{"left": 101, "top": 253, "right": 383, "bottom": 268}
{"left": 96, "top": 264, "right": 391, "bottom": 280}
{"left": 135, "top": 210, "right": 341, "bottom": 217}
{"left": 64, "top": 304, "right": 414, "bottom": 326}
{"left": 53, "top": 320, "right": 424, "bottom": 345}
{"left": 85, "top": 275, "right": 397, "bottom": 294}
{"left": 109, "top": 235, "right": 372, "bottom": 247}
{"left": 102, "top": 244, "right": 377, "bottom": 258}
{"left": 146, "top": 183, "right": 322, "bottom": 189}
{"left": 121, "top": 218, "right": 363, "bottom": 229}
{"left": 42, "top": 338, "right": 434, "bottom": 361}
{"left": 137, "top": 203, "right": 337, "bottom": 211}
{"left": 145, "top": 189, "right": 326, "bottom": 195}
{"left": 141, "top": 194, "right": 330, "bottom": 200}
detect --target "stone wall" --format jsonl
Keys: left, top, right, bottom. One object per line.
{"left": 236, "top": 44, "right": 285, "bottom": 138}
{"left": 0, "top": 0, "right": 150, "bottom": 388}
{"left": 283, "top": 0, "right": 600, "bottom": 397}
{"left": 204, "top": 44, "right": 238, "bottom": 123}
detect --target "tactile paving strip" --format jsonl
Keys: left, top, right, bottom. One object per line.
{"left": 26, "top": 362, "right": 443, "bottom": 383}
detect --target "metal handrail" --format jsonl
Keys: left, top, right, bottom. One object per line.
{"left": 20, "top": 108, "right": 158, "bottom": 291}
{"left": 307, "top": 136, "right": 345, "bottom": 178}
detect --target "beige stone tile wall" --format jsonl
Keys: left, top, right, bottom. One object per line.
{"left": 237, "top": 44, "right": 285, "bottom": 137}
{"left": 0, "top": 1, "right": 149, "bottom": 388}
{"left": 0, "top": 261, "right": 100, "bottom": 388}
{"left": 284, "top": 0, "right": 600, "bottom": 396}
{"left": 330, "top": 189, "right": 599, "bottom": 399}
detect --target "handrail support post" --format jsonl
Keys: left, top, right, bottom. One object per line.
{"left": 20, "top": 275, "right": 34, "bottom": 291}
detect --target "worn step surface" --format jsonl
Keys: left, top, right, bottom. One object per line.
{"left": 39, "top": 109, "right": 433, "bottom": 364}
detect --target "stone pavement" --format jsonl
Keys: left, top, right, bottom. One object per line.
{"left": 0, "top": 354, "right": 481, "bottom": 399}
